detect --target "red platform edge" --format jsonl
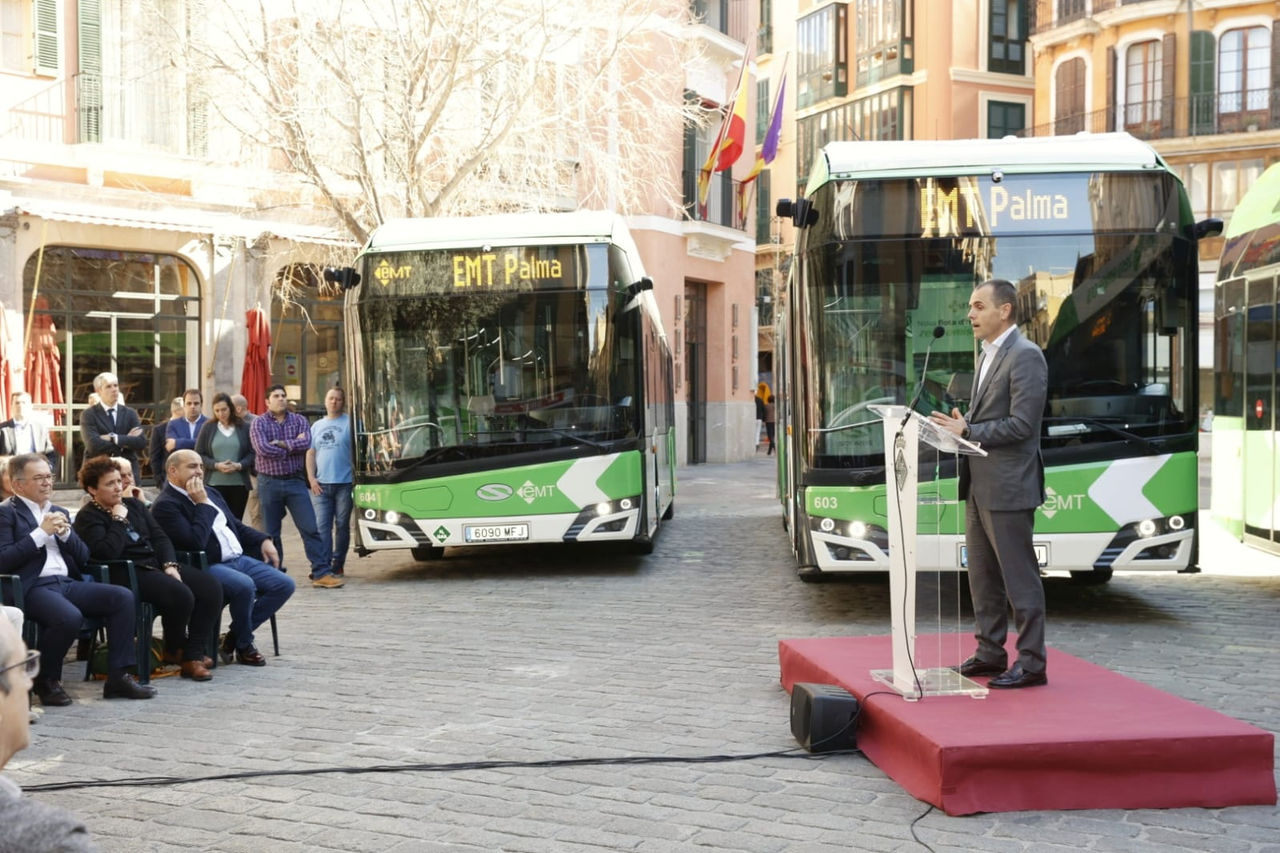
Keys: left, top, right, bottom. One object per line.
{"left": 779, "top": 634, "right": 1277, "bottom": 815}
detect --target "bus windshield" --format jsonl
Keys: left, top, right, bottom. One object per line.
{"left": 350, "top": 243, "right": 640, "bottom": 477}
{"left": 802, "top": 174, "right": 1196, "bottom": 470}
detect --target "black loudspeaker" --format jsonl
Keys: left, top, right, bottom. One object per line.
{"left": 789, "top": 683, "right": 859, "bottom": 753}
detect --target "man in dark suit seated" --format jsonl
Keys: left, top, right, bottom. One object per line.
{"left": 0, "top": 454, "right": 156, "bottom": 706}
{"left": 0, "top": 392, "right": 58, "bottom": 475}
{"left": 79, "top": 373, "right": 147, "bottom": 485}
{"left": 151, "top": 450, "right": 295, "bottom": 667}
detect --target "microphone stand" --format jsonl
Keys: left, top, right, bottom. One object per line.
{"left": 899, "top": 327, "right": 946, "bottom": 432}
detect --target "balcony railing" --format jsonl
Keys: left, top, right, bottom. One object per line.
{"left": 691, "top": 0, "right": 750, "bottom": 44}
{"left": 1020, "top": 89, "right": 1279, "bottom": 140}
{"left": 682, "top": 169, "right": 748, "bottom": 231}
{"left": 1, "top": 78, "right": 68, "bottom": 143}
{"left": 1031, "top": 0, "right": 1160, "bottom": 36}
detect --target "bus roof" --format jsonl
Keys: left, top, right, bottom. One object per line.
{"left": 363, "top": 210, "right": 640, "bottom": 253}
{"left": 1223, "top": 162, "right": 1280, "bottom": 239}
{"left": 811, "top": 133, "right": 1168, "bottom": 191}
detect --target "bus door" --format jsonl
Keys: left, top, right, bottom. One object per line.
{"left": 1243, "top": 274, "right": 1279, "bottom": 546}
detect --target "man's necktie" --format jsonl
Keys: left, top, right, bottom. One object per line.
{"left": 109, "top": 408, "right": 117, "bottom": 429}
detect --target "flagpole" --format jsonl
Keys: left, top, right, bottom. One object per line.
{"left": 698, "top": 42, "right": 753, "bottom": 217}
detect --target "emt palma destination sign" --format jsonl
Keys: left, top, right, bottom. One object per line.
{"left": 370, "top": 245, "right": 580, "bottom": 294}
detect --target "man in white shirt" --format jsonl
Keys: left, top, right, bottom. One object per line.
{"left": 0, "top": 454, "right": 156, "bottom": 705}
{"left": 0, "top": 393, "right": 57, "bottom": 474}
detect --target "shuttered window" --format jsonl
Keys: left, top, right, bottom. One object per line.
{"left": 1054, "top": 57, "right": 1085, "bottom": 134}
{"left": 33, "top": 0, "right": 57, "bottom": 75}
{"left": 78, "top": 0, "right": 102, "bottom": 142}
{"left": 1124, "top": 40, "right": 1161, "bottom": 130}
{"left": 1190, "top": 31, "right": 1214, "bottom": 134}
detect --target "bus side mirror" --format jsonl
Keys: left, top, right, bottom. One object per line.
{"left": 1193, "top": 218, "right": 1223, "bottom": 240}
{"left": 324, "top": 267, "right": 362, "bottom": 289}
{"left": 623, "top": 277, "right": 653, "bottom": 300}
{"left": 776, "top": 198, "right": 818, "bottom": 228}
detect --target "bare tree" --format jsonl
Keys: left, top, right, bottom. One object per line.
{"left": 153, "top": 0, "right": 700, "bottom": 243}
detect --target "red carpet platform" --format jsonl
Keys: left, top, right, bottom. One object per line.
{"left": 779, "top": 635, "right": 1277, "bottom": 815}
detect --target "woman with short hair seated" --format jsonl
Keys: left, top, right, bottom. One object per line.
{"left": 72, "top": 457, "right": 222, "bottom": 681}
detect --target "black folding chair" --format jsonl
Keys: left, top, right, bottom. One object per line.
{"left": 175, "top": 550, "right": 280, "bottom": 667}
{"left": 83, "top": 561, "right": 156, "bottom": 684}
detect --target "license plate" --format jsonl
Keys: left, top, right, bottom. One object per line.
{"left": 464, "top": 523, "right": 530, "bottom": 543}
{"left": 959, "top": 544, "right": 1049, "bottom": 568}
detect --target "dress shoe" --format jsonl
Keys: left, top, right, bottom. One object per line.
{"left": 103, "top": 672, "right": 158, "bottom": 700}
{"left": 235, "top": 645, "right": 267, "bottom": 667}
{"left": 34, "top": 679, "right": 72, "bottom": 707}
{"left": 219, "top": 632, "right": 236, "bottom": 665}
{"left": 988, "top": 663, "right": 1048, "bottom": 689}
{"left": 953, "top": 656, "right": 1006, "bottom": 678}
{"left": 180, "top": 660, "right": 213, "bottom": 681}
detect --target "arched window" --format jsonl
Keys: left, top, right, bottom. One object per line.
{"left": 1218, "top": 26, "right": 1270, "bottom": 131}
{"left": 1055, "top": 58, "right": 1085, "bottom": 135}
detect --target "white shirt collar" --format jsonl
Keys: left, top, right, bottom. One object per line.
{"left": 982, "top": 324, "right": 1016, "bottom": 354}
{"left": 16, "top": 494, "right": 49, "bottom": 516}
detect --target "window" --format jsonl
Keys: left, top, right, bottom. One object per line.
{"left": 1, "top": 0, "right": 26, "bottom": 72}
{"left": 797, "top": 89, "right": 911, "bottom": 180}
{"left": 758, "top": 0, "right": 773, "bottom": 54}
{"left": 1218, "top": 26, "right": 1270, "bottom": 129}
{"left": 987, "top": 100, "right": 1025, "bottom": 138}
{"left": 1054, "top": 57, "right": 1086, "bottom": 134}
{"left": 755, "top": 170, "right": 772, "bottom": 246}
{"left": 989, "top": 0, "right": 1026, "bottom": 75}
{"left": 797, "top": 3, "right": 848, "bottom": 108}
{"left": 756, "top": 79, "right": 770, "bottom": 143}
{"left": 1211, "top": 160, "right": 1264, "bottom": 219}
{"left": 855, "top": 0, "right": 912, "bottom": 88}
{"left": 1124, "top": 40, "right": 1162, "bottom": 131}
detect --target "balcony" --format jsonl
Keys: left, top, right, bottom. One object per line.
{"left": 691, "top": 0, "right": 750, "bottom": 44}
{"left": 1020, "top": 90, "right": 1279, "bottom": 140}
{"left": 682, "top": 168, "right": 749, "bottom": 231}
{"left": 1031, "top": 0, "right": 1161, "bottom": 35}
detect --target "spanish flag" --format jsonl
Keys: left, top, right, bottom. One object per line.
{"left": 697, "top": 47, "right": 752, "bottom": 213}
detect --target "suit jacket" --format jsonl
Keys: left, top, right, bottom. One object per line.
{"left": 165, "top": 414, "right": 209, "bottom": 453}
{"left": 0, "top": 496, "right": 90, "bottom": 588}
{"left": 0, "top": 420, "right": 58, "bottom": 471}
{"left": 194, "top": 420, "right": 255, "bottom": 489}
{"left": 80, "top": 403, "right": 147, "bottom": 481}
{"left": 73, "top": 497, "right": 177, "bottom": 570}
{"left": 149, "top": 419, "right": 171, "bottom": 488}
{"left": 958, "top": 326, "right": 1048, "bottom": 511}
{"left": 151, "top": 482, "right": 268, "bottom": 563}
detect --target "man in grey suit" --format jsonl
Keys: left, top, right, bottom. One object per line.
{"left": 78, "top": 372, "right": 147, "bottom": 484}
{"left": 931, "top": 279, "right": 1049, "bottom": 689}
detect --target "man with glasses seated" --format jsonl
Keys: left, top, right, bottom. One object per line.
{"left": 0, "top": 454, "right": 156, "bottom": 706}
{"left": 0, "top": 616, "right": 99, "bottom": 850}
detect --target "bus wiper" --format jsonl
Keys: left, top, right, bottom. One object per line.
{"left": 521, "top": 427, "right": 610, "bottom": 450}
{"left": 1043, "top": 416, "right": 1158, "bottom": 453}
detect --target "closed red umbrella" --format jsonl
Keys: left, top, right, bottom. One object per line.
{"left": 0, "top": 302, "right": 14, "bottom": 422}
{"left": 240, "top": 307, "right": 271, "bottom": 415}
{"left": 24, "top": 306, "right": 64, "bottom": 422}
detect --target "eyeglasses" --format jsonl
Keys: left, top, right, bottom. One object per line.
{"left": 0, "top": 649, "right": 40, "bottom": 680}
{"left": 17, "top": 474, "right": 54, "bottom": 483}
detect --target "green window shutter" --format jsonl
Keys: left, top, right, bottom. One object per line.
{"left": 1161, "top": 32, "right": 1176, "bottom": 133}
{"left": 757, "top": 79, "right": 770, "bottom": 143}
{"left": 1105, "top": 46, "right": 1116, "bottom": 132}
{"left": 1190, "top": 31, "right": 1215, "bottom": 135}
{"left": 77, "top": 0, "right": 102, "bottom": 142}
{"left": 33, "top": 0, "right": 59, "bottom": 76}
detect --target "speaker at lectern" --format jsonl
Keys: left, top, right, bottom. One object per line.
{"left": 866, "top": 404, "right": 987, "bottom": 700}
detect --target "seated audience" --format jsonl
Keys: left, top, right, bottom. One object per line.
{"left": 152, "top": 450, "right": 294, "bottom": 667}
{"left": 0, "top": 454, "right": 154, "bottom": 706}
{"left": 73, "top": 457, "right": 222, "bottom": 682}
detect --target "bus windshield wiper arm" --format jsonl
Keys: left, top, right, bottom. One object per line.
{"left": 521, "top": 427, "right": 610, "bottom": 450}
{"left": 1043, "top": 416, "right": 1158, "bottom": 453}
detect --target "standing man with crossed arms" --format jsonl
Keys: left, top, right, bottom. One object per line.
{"left": 930, "top": 278, "right": 1049, "bottom": 689}
{"left": 79, "top": 373, "right": 147, "bottom": 484}
{"left": 249, "top": 385, "right": 339, "bottom": 588}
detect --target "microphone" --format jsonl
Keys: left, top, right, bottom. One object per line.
{"left": 899, "top": 325, "right": 946, "bottom": 431}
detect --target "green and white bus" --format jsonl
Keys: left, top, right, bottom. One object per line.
{"left": 775, "top": 133, "right": 1219, "bottom": 583}
{"left": 1213, "top": 162, "right": 1280, "bottom": 554}
{"left": 341, "top": 211, "right": 675, "bottom": 559}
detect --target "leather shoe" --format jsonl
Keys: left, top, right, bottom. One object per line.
{"left": 989, "top": 663, "right": 1048, "bottom": 689}
{"left": 180, "top": 660, "right": 213, "bottom": 681}
{"left": 953, "top": 656, "right": 1006, "bottom": 678}
{"left": 103, "top": 673, "right": 157, "bottom": 700}
{"left": 235, "top": 645, "right": 267, "bottom": 667}
{"left": 34, "top": 679, "right": 72, "bottom": 707}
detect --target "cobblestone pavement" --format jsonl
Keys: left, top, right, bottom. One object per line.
{"left": 10, "top": 457, "right": 1280, "bottom": 852}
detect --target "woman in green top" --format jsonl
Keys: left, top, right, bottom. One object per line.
{"left": 194, "top": 392, "right": 255, "bottom": 520}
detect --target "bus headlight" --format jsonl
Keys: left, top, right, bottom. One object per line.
{"left": 595, "top": 502, "right": 611, "bottom": 516}
{"left": 1137, "top": 518, "right": 1157, "bottom": 537}
{"left": 1168, "top": 514, "right": 1185, "bottom": 531}
{"left": 364, "top": 509, "right": 377, "bottom": 521}
{"left": 384, "top": 510, "right": 400, "bottom": 524}
{"left": 849, "top": 521, "right": 868, "bottom": 539}
{"left": 620, "top": 498, "right": 633, "bottom": 510}
{"left": 819, "top": 517, "right": 835, "bottom": 533}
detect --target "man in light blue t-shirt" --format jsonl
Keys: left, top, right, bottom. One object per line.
{"left": 306, "top": 387, "right": 354, "bottom": 580}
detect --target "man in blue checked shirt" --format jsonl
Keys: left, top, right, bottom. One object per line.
{"left": 248, "top": 385, "right": 341, "bottom": 588}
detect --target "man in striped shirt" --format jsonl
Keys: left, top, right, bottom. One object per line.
{"left": 248, "top": 385, "right": 342, "bottom": 588}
